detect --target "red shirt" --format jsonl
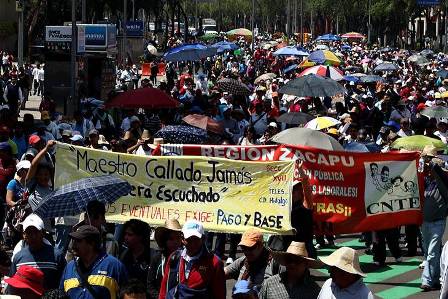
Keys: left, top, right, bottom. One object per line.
{"left": 158, "top": 250, "right": 226, "bottom": 299}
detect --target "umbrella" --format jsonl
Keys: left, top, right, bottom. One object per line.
{"left": 345, "top": 142, "right": 380, "bottom": 153}
{"left": 299, "top": 65, "right": 344, "bottom": 81}
{"left": 271, "top": 127, "right": 344, "bottom": 151}
{"left": 373, "top": 62, "right": 398, "bottom": 72}
{"left": 146, "top": 44, "right": 157, "bottom": 55}
{"left": 379, "top": 47, "right": 395, "bottom": 53}
{"left": 316, "top": 34, "right": 341, "bottom": 41}
{"left": 273, "top": 46, "right": 309, "bottom": 56}
{"left": 314, "top": 44, "right": 329, "bottom": 50}
{"left": 341, "top": 45, "right": 352, "bottom": 51}
{"left": 437, "top": 70, "right": 448, "bottom": 79}
{"left": 390, "top": 135, "right": 447, "bottom": 151}
{"left": 408, "top": 55, "right": 429, "bottom": 66}
{"left": 254, "top": 73, "right": 277, "bottom": 84}
{"left": 343, "top": 75, "right": 360, "bottom": 83}
{"left": 227, "top": 28, "right": 253, "bottom": 37}
{"left": 276, "top": 112, "right": 314, "bottom": 125}
{"left": 283, "top": 64, "right": 298, "bottom": 73}
{"left": 305, "top": 116, "right": 341, "bottom": 130}
{"left": 420, "top": 49, "right": 434, "bottom": 57}
{"left": 421, "top": 106, "right": 448, "bottom": 118}
{"left": 211, "top": 41, "right": 239, "bottom": 53}
{"left": 199, "top": 33, "right": 218, "bottom": 42}
{"left": 163, "top": 43, "right": 216, "bottom": 62}
{"left": 106, "top": 88, "right": 179, "bottom": 109}
{"left": 217, "top": 78, "right": 251, "bottom": 96}
{"left": 33, "top": 176, "right": 131, "bottom": 219}
{"left": 361, "top": 58, "right": 371, "bottom": 64}
{"left": 155, "top": 125, "right": 208, "bottom": 144}
{"left": 360, "top": 75, "right": 384, "bottom": 83}
{"left": 298, "top": 59, "right": 316, "bottom": 69}
{"left": 182, "top": 114, "right": 223, "bottom": 134}
{"left": 279, "top": 74, "right": 346, "bottom": 97}
{"left": 341, "top": 32, "right": 365, "bottom": 39}
{"left": 308, "top": 50, "right": 341, "bottom": 66}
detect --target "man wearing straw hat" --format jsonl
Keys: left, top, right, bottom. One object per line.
{"left": 259, "top": 242, "right": 321, "bottom": 299}
{"left": 317, "top": 247, "right": 373, "bottom": 299}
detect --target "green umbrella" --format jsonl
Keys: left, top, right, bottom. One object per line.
{"left": 390, "top": 135, "right": 447, "bottom": 151}
{"left": 421, "top": 106, "right": 448, "bottom": 119}
{"left": 199, "top": 33, "right": 217, "bottom": 42}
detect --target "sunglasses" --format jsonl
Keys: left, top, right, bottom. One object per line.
{"left": 240, "top": 245, "right": 257, "bottom": 252}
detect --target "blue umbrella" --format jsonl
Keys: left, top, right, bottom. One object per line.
{"left": 274, "top": 46, "right": 309, "bottom": 56}
{"left": 437, "top": 70, "right": 448, "bottom": 79}
{"left": 345, "top": 142, "right": 380, "bottom": 153}
{"left": 360, "top": 75, "right": 385, "bottom": 83}
{"left": 211, "top": 41, "right": 238, "bottom": 53}
{"left": 283, "top": 64, "right": 298, "bottom": 73}
{"left": 164, "top": 43, "right": 216, "bottom": 62}
{"left": 33, "top": 175, "right": 131, "bottom": 219}
{"left": 155, "top": 125, "right": 208, "bottom": 144}
{"left": 343, "top": 75, "right": 360, "bottom": 82}
{"left": 341, "top": 45, "right": 352, "bottom": 51}
{"left": 316, "top": 34, "right": 341, "bottom": 41}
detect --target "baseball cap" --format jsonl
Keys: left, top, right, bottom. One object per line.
{"left": 182, "top": 220, "right": 204, "bottom": 239}
{"left": 28, "top": 135, "right": 41, "bottom": 145}
{"left": 268, "top": 122, "right": 278, "bottom": 128}
{"left": 16, "top": 160, "right": 31, "bottom": 172}
{"left": 0, "top": 142, "right": 10, "bottom": 152}
{"left": 22, "top": 214, "right": 44, "bottom": 231}
{"left": 4, "top": 265, "right": 44, "bottom": 296}
{"left": 62, "top": 130, "right": 73, "bottom": 137}
{"left": 232, "top": 280, "right": 257, "bottom": 296}
{"left": 70, "top": 134, "right": 84, "bottom": 142}
{"left": 40, "top": 111, "right": 50, "bottom": 120}
{"left": 327, "top": 128, "right": 339, "bottom": 135}
{"left": 89, "top": 129, "right": 99, "bottom": 136}
{"left": 69, "top": 225, "right": 101, "bottom": 241}
{"left": 239, "top": 228, "right": 263, "bottom": 247}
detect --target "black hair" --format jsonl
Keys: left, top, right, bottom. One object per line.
{"left": 87, "top": 200, "right": 106, "bottom": 219}
{"left": 119, "top": 279, "right": 147, "bottom": 299}
{"left": 122, "top": 219, "right": 151, "bottom": 247}
{"left": 42, "top": 289, "right": 69, "bottom": 299}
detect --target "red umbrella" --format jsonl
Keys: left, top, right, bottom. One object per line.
{"left": 106, "top": 88, "right": 179, "bottom": 109}
{"left": 182, "top": 114, "right": 223, "bottom": 134}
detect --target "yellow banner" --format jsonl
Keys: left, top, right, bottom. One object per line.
{"left": 55, "top": 143, "right": 295, "bottom": 234}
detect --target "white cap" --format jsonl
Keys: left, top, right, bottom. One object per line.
{"left": 70, "top": 134, "right": 84, "bottom": 142}
{"left": 268, "top": 122, "right": 278, "bottom": 128}
{"left": 22, "top": 214, "right": 44, "bottom": 231}
{"left": 16, "top": 160, "right": 31, "bottom": 172}
{"left": 182, "top": 220, "right": 204, "bottom": 239}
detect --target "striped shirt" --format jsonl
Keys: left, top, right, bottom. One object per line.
{"left": 10, "top": 243, "right": 66, "bottom": 290}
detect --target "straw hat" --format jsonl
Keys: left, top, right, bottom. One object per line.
{"left": 272, "top": 242, "right": 322, "bottom": 269}
{"left": 320, "top": 247, "right": 366, "bottom": 277}
{"left": 421, "top": 145, "right": 439, "bottom": 158}
{"left": 154, "top": 219, "right": 182, "bottom": 249}
{"left": 98, "top": 135, "right": 109, "bottom": 145}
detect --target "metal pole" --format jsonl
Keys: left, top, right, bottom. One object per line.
{"left": 286, "top": 0, "right": 290, "bottom": 37}
{"left": 123, "top": 0, "right": 127, "bottom": 64}
{"left": 368, "top": 0, "right": 371, "bottom": 44}
{"left": 132, "top": 0, "right": 135, "bottom": 20}
{"left": 251, "top": 0, "right": 255, "bottom": 51}
{"left": 82, "top": 0, "right": 86, "bottom": 23}
{"left": 300, "top": 0, "right": 303, "bottom": 45}
{"left": 18, "top": 8, "right": 23, "bottom": 67}
{"left": 70, "top": 0, "right": 77, "bottom": 113}
{"left": 195, "top": 0, "right": 198, "bottom": 28}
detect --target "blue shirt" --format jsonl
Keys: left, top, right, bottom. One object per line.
{"left": 61, "top": 252, "right": 128, "bottom": 299}
{"left": 6, "top": 179, "right": 25, "bottom": 201}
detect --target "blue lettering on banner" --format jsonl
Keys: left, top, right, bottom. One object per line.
{"left": 126, "top": 21, "right": 144, "bottom": 37}
{"left": 417, "top": 0, "right": 439, "bottom": 5}
{"left": 85, "top": 26, "right": 107, "bottom": 47}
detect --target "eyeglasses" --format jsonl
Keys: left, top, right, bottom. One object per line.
{"left": 240, "top": 245, "right": 257, "bottom": 252}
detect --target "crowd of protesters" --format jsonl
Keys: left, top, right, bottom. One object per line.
{"left": 0, "top": 32, "right": 447, "bottom": 299}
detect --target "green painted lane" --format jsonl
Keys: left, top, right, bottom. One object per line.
{"left": 375, "top": 279, "right": 422, "bottom": 299}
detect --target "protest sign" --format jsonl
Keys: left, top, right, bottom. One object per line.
{"left": 55, "top": 143, "right": 295, "bottom": 234}
{"left": 154, "top": 144, "right": 424, "bottom": 234}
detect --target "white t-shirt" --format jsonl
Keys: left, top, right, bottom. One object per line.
{"left": 38, "top": 69, "right": 44, "bottom": 81}
{"left": 135, "top": 145, "right": 152, "bottom": 156}
{"left": 32, "top": 67, "right": 39, "bottom": 80}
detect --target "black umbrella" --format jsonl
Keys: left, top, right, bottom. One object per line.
{"left": 420, "top": 49, "right": 434, "bottom": 57}
{"left": 154, "top": 125, "right": 208, "bottom": 144}
{"left": 278, "top": 74, "right": 346, "bottom": 97}
{"left": 217, "top": 78, "right": 251, "bottom": 96}
{"left": 276, "top": 112, "right": 314, "bottom": 125}
{"left": 360, "top": 75, "right": 385, "bottom": 83}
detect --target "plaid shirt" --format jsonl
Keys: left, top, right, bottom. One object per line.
{"left": 259, "top": 272, "right": 321, "bottom": 299}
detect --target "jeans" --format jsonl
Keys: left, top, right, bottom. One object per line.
{"left": 421, "top": 219, "right": 446, "bottom": 287}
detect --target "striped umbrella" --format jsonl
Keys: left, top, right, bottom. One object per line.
{"left": 299, "top": 65, "right": 344, "bottom": 81}
{"left": 308, "top": 50, "right": 341, "bottom": 66}
{"left": 305, "top": 116, "right": 341, "bottom": 131}
{"left": 341, "top": 32, "right": 365, "bottom": 39}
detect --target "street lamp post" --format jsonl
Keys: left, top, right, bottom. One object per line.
{"left": 251, "top": 0, "right": 255, "bottom": 51}
{"left": 300, "top": 0, "right": 303, "bottom": 44}
{"left": 70, "top": 0, "right": 77, "bottom": 113}
{"left": 123, "top": 0, "right": 127, "bottom": 64}
{"left": 367, "top": 0, "right": 371, "bottom": 44}
{"left": 17, "top": 1, "right": 24, "bottom": 67}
